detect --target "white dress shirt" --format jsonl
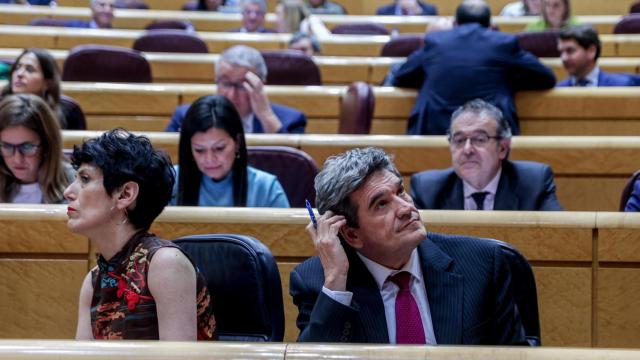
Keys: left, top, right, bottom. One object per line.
{"left": 322, "top": 249, "right": 437, "bottom": 344}
{"left": 462, "top": 167, "right": 502, "bottom": 210}
{"left": 570, "top": 66, "right": 600, "bottom": 87}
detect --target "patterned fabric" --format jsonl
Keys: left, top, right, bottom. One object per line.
{"left": 90, "top": 231, "right": 216, "bottom": 340}
{"left": 389, "top": 272, "right": 426, "bottom": 344}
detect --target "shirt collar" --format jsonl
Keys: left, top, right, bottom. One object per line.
{"left": 462, "top": 166, "right": 502, "bottom": 200}
{"left": 572, "top": 66, "right": 600, "bottom": 86}
{"left": 357, "top": 248, "right": 423, "bottom": 290}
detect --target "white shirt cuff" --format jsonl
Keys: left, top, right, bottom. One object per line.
{"left": 321, "top": 286, "right": 353, "bottom": 306}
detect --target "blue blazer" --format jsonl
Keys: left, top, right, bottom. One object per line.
{"left": 165, "top": 102, "right": 307, "bottom": 133}
{"left": 410, "top": 160, "right": 563, "bottom": 211}
{"left": 376, "top": 1, "right": 437, "bottom": 15}
{"left": 290, "top": 232, "right": 527, "bottom": 344}
{"left": 392, "top": 23, "right": 556, "bottom": 135}
{"left": 61, "top": 19, "right": 92, "bottom": 28}
{"left": 557, "top": 71, "right": 640, "bottom": 87}
{"left": 624, "top": 179, "right": 640, "bottom": 211}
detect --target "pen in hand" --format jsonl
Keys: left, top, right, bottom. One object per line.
{"left": 305, "top": 199, "right": 318, "bottom": 229}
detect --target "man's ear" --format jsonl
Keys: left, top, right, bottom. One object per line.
{"left": 587, "top": 44, "right": 597, "bottom": 62}
{"left": 498, "top": 138, "right": 511, "bottom": 160}
{"left": 340, "top": 225, "right": 363, "bottom": 249}
{"left": 114, "top": 181, "right": 139, "bottom": 210}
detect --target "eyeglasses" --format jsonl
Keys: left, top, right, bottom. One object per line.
{"left": 0, "top": 141, "right": 40, "bottom": 157}
{"left": 217, "top": 80, "right": 247, "bottom": 92}
{"left": 242, "top": 9, "right": 265, "bottom": 16}
{"left": 448, "top": 133, "right": 502, "bottom": 149}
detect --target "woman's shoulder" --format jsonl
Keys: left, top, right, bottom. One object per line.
{"left": 247, "top": 166, "right": 280, "bottom": 183}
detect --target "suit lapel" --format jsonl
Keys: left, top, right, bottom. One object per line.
{"left": 493, "top": 162, "right": 519, "bottom": 210}
{"left": 418, "top": 237, "right": 464, "bottom": 344}
{"left": 345, "top": 246, "right": 389, "bottom": 343}
{"left": 441, "top": 178, "right": 464, "bottom": 209}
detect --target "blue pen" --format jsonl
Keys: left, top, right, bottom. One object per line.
{"left": 305, "top": 199, "right": 318, "bottom": 228}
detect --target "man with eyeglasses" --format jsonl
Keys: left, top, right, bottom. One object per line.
{"left": 165, "top": 45, "right": 306, "bottom": 133}
{"left": 410, "top": 99, "right": 562, "bottom": 211}
{"left": 230, "top": 0, "right": 276, "bottom": 33}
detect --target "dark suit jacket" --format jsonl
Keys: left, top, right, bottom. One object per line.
{"left": 165, "top": 102, "right": 307, "bottom": 133}
{"left": 376, "top": 1, "right": 437, "bottom": 15}
{"left": 410, "top": 160, "right": 562, "bottom": 211}
{"left": 290, "top": 233, "right": 526, "bottom": 345}
{"left": 392, "top": 23, "right": 556, "bottom": 135}
{"left": 624, "top": 179, "right": 640, "bottom": 211}
{"left": 557, "top": 70, "right": 640, "bottom": 87}
{"left": 229, "top": 27, "right": 277, "bottom": 33}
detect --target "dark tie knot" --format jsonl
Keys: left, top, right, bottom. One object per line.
{"left": 576, "top": 78, "right": 590, "bottom": 87}
{"left": 471, "top": 191, "right": 489, "bottom": 210}
{"left": 389, "top": 271, "right": 412, "bottom": 290}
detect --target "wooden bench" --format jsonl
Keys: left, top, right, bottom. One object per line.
{"left": 48, "top": 83, "right": 640, "bottom": 137}
{"left": 62, "top": 132, "right": 640, "bottom": 212}
{"left": 2, "top": 48, "right": 638, "bottom": 85}
{"left": 3, "top": 204, "right": 640, "bottom": 348}
{"left": 0, "top": 4, "right": 623, "bottom": 34}
{"left": 3, "top": 24, "right": 640, "bottom": 57}
{"left": 51, "top": 0, "right": 639, "bottom": 16}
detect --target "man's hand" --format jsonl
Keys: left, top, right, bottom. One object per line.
{"left": 243, "top": 72, "right": 282, "bottom": 133}
{"left": 306, "top": 210, "right": 349, "bottom": 291}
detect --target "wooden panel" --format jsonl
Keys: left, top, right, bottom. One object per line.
{"left": 534, "top": 267, "right": 592, "bottom": 347}
{"left": 277, "top": 262, "right": 300, "bottom": 343}
{"left": 85, "top": 115, "right": 170, "bottom": 132}
{"left": 596, "top": 213, "right": 640, "bottom": 262}
{"left": 0, "top": 259, "right": 87, "bottom": 339}
{"left": 597, "top": 268, "right": 640, "bottom": 348}
{"left": 64, "top": 84, "right": 180, "bottom": 116}
{"left": 555, "top": 177, "right": 625, "bottom": 212}
{"left": 0, "top": 220, "right": 87, "bottom": 254}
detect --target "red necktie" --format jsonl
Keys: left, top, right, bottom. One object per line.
{"left": 390, "top": 271, "right": 426, "bottom": 344}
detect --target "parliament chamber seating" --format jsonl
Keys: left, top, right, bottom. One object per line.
{"left": 4, "top": 204, "right": 640, "bottom": 348}
{"left": 132, "top": 29, "right": 209, "bottom": 53}
{"left": 143, "top": 19, "right": 194, "bottom": 31}
{"left": 59, "top": 95, "right": 87, "bottom": 130}
{"left": 380, "top": 34, "right": 423, "bottom": 57}
{"left": 614, "top": 14, "right": 640, "bottom": 34}
{"left": 330, "top": 22, "right": 389, "bottom": 35}
{"left": 338, "top": 81, "right": 374, "bottom": 134}
{"left": 174, "top": 234, "right": 285, "bottom": 341}
{"left": 62, "top": 44, "right": 152, "bottom": 82}
{"left": 247, "top": 146, "right": 319, "bottom": 208}
{"left": 260, "top": 50, "right": 322, "bottom": 86}
{"left": 516, "top": 30, "right": 561, "bottom": 58}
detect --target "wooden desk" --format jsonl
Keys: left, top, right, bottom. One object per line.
{"left": 62, "top": 132, "right": 639, "bottom": 212}
{"left": 0, "top": 5, "right": 623, "bottom": 34}
{"left": 51, "top": 0, "right": 639, "bottom": 16}
{"left": 1, "top": 24, "right": 639, "bottom": 57}
{"left": 3, "top": 204, "right": 640, "bottom": 348}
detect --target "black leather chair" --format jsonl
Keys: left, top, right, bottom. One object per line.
{"left": 486, "top": 239, "right": 541, "bottom": 346}
{"left": 247, "top": 146, "right": 318, "bottom": 207}
{"left": 261, "top": 50, "right": 322, "bottom": 85}
{"left": 339, "top": 81, "right": 374, "bottom": 134}
{"left": 173, "top": 234, "right": 285, "bottom": 341}
{"left": 144, "top": 20, "right": 195, "bottom": 31}
{"left": 619, "top": 170, "right": 640, "bottom": 211}
{"left": 62, "top": 45, "right": 152, "bottom": 83}
{"left": 331, "top": 22, "right": 389, "bottom": 35}
{"left": 59, "top": 95, "right": 87, "bottom": 130}
{"left": 632, "top": 1, "right": 640, "bottom": 13}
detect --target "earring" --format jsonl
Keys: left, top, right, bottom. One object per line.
{"left": 235, "top": 152, "right": 240, "bottom": 160}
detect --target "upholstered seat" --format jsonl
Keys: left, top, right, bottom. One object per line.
{"left": 59, "top": 95, "right": 87, "bottom": 130}
{"left": 133, "top": 29, "right": 207, "bottom": 53}
{"left": 144, "top": 20, "right": 195, "bottom": 31}
{"left": 331, "top": 22, "right": 389, "bottom": 35}
{"left": 339, "top": 81, "right": 374, "bottom": 134}
{"left": 174, "top": 234, "right": 285, "bottom": 341}
{"left": 515, "top": 30, "right": 561, "bottom": 57}
{"left": 260, "top": 50, "right": 321, "bottom": 85}
{"left": 619, "top": 170, "right": 640, "bottom": 210}
{"left": 62, "top": 45, "right": 152, "bottom": 83}
{"left": 247, "top": 146, "right": 318, "bottom": 207}
{"left": 380, "top": 34, "right": 423, "bottom": 57}
{"left": 614, "top": 14, "right": 640, "bottom": 34}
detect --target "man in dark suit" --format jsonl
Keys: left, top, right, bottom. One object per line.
{"left": 64, "top": 0, "right": 115, "bottom": 28}
{"left": 376, "top": 0, "right": 437, "bottom": 15}
{"left": 411, "top": 99, "right": 562, "bottom": 211}
{"left": 557, "top": 25, "right": 639, "bottom": 87}
{"left": 392, "top": 0, "right": 555, "bottom": 135}
{"left": 229, "top": 0, "right": 276, "bottom": 33}
{"left": 165, "top": 45, "right": 306, "bottom": 133}
{"left": 290, "top": 147, "right": 527, "bottom": 345}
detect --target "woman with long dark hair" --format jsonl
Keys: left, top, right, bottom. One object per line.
{"left": 174, "top": 95, "right": 289, "bottom": 207}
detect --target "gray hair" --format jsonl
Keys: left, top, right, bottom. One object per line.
{"left": 241, "top": 0, "right": 267, "bottom": 13}
{"left": 449, "top": 99, "right": 512, "bottom": 139}
{"left": 315, "top": 147, "right": 401, "bottom": 228}
{"left": 215, "top": 45, "right": 268, "bottom": 81}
